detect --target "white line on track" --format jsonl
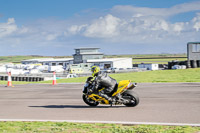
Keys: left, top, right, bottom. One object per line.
{"left": 0, "top": 119, "right": 200, "bottom": 127}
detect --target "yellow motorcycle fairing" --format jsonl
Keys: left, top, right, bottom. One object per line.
{"left": 112, "top": 80, "right": 131, "bottom": 96}
{"left": 87, "top": 80, "right": 132, "bottom": 105}
{"left": 88, "top": 94, "right": 110, "bottom": 104}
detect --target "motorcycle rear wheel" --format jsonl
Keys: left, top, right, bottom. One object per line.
{"left": 122, "top": 91, "right": 139, "bottom": 107}
{"left": 82, "top": 94, "right": 99, "bottom": 106}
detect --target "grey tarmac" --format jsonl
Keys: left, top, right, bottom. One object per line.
{"left": 0, "top": 83, "right": 199, "bottom": 125}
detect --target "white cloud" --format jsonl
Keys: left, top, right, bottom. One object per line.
{"left": 192, "top": 13, "right": 200, "bottom": 31}
{"left": 83, "top": 14, "right": 121, "bottom": 38}
{"left": 1, "top": 1, "right": 200, "bottom": 55}
{"left": 46, "top": 34, "right": 58, "bottom": 41}
{"left": 18, "top": 26, "right": 29, "bottom": 34}
{"left": 68, "top": 24, "right": 87, "bottom": 35}
{"left": 7, "top": 18, "right": 15, "bottom": 24}
{"left": 0, "top": 18, "right": 17, "bottom": 37}
{"left": 194, "top": 22, "right": 200, "bottom": 31}
{"left": 111, "top": 1, "right": 200, "bottom": 17}
{"left": 66, "top": 2, "right": 200, "bottom": 44}
{"left": 171, "top": 22, "right": 185, "bottom": 34}
{"left": 67, "top": 14, "right": 122, "bottom": 38}
{"left": 68, "top": 14, "right": 179, "bottom": 42}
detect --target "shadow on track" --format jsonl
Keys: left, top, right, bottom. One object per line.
{"left": 29, "top": 105, "right": 126, "bottom": 108}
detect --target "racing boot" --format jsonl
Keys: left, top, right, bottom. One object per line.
{"left": 107, "top": 97, "right": 116, "bottom": 104}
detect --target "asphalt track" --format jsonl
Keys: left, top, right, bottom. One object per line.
{"left": 0, "top": 83, "right": 200, "bottom": 126}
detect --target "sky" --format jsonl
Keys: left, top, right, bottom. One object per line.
{"left": 0, "top": 0, "right": 200, "bottom": 56}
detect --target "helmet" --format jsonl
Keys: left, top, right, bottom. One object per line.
{"left": 91, "top": 66, "right": 100, "bottom": 77}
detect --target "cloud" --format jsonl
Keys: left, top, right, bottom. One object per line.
{"left": 192, "top": 13, "right": 200, "bottom": 31}
{"left": 83, "top": 14, "right": 121, "bottom": 38}
{"left": 68, "top": 24, "right": 87, "bottom": 35}
{"left": 1, "top": 1, "right": 200, "bottom": 55}
{"left": 46, "top": 34, "right": 59, "bottom": 41}
{"left": 66, "top": 2, "right": 200, "bottom": 45}
{"left": 0, "top": 18, "right": 17, "bottom": 37}
{"left": 0, "top": 18, "right": 70, "bottom": 56}
{"left": 111, "top": 1, "right": 200, "bottom": 17}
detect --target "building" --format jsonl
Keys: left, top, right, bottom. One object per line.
{"left": 21, "top": 48, "right": 133, "bottom": 73}
{"left": 21, "top": 58, "right": 73, "bottom": 69}
{"left": 187, "top": 42, "right": 200, "bottom": 68}
{"left": 87, "top": 58, "right": 132, "bottom": 69}
{"left": 69, "top": 63, "right": 92, "bottom": 74}
{"left": 73, "top": 48, "right": 104, "bottom": 64}
{"left": 21, "top": 58, "right": 54, "bottom": 64}
{"left": 138, "top": 63, "right": 159, "bottom": 70}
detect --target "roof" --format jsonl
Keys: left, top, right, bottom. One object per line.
{"left": 73, "top": 52, "right": 103, "bottom": 56}
{"left": 42, "top": 58, "right": 74, "bottom": 62}
{"left": 22, "top": 58, "right": 54, "bottom": 62}
{"left": 187, "top": 42, "right": 200, "bottom": 44}
{"left": 75, "top": 47, "right": 100, "bottom": 50}
{"left": 22, "top": 58, "right": 73, "bottom": 62}
{"left": 87, "top": 58, "right": 131, "bottom": 63}
{"left": 79, "top": 52, "right": 103, "bottom": 55}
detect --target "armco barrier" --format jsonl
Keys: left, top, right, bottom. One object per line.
{"left": 0, "top": 75, "right": 44, "bottom": 82}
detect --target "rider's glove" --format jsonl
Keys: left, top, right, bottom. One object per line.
{"left": 88, "top": 86, "right": 94, "bottom": 94}
{"left": 89, "top": 89, "right": 93, "bottom": 93}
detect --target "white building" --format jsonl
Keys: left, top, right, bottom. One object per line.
{"left": 138, "top": 63, "right": 159, "bottom": 70}
{"left": 21, "top": 58, "right": 73, "bottom": 69}
{"left": 87, "top": 58, "right": 132, "bottom": 69}
{"left": 73, "top": 48, "right": 104, "bottom": 64}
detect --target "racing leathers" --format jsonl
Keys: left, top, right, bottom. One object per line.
{"left": 92, "top": 71, "right": 117, "bottom": 102}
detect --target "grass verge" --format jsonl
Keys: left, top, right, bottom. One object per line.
{"left": 0, "top": 68, "right": 200, "bottom": 85}
{"left": 0, "top": 121, "right": 199, "bottom": 133}
{"left": 41, "top": 68, "right": 200, "bottom": 83}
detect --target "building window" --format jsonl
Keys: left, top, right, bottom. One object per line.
{"left": 104, "top": 64, "right": 111, "bottom": 69}
{"left": 59, "top": 63, "right": 63, "bottom": 66}
{"left": 52, "top": 63, "right": 56, "bottom": 66}
{"left": 76, "top": 50, "right": 80, "bottom": 54}
{"left": 192, "top": 44, "right": 200, "bottom": 52}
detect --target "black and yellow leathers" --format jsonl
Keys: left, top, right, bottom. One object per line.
{"left": 82, "top": 76, "right": 139, "bottom": 107}
{"left": 92, "top": 71, "right": 117, "bottom": 102}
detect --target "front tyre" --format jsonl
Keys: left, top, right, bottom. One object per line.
{"left": 82, "top": 94, "right": 99, "bottom": 107}
{"left": 122, "top": 91, "right": 139, "bottom": 107}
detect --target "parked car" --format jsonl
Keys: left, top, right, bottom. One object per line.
{"left": 66, "top": 74, "right": 78, "bottom": 78}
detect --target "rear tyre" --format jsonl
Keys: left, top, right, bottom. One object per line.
{"left": 122, "top": 91, "right": 139, "bottom": 107}
{"left": 82, "top": 94, "right": 99, "bottom": 107}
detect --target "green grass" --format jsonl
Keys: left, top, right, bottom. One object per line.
{"left": 111, "top": 68, "right": 200, "bottom": 83}
{"left": 0, "top": 56, "right": 44, "bottom": 63}
{"left": 0, "top": 121, "right": 199, "bottom": 133}
{"left": 0, "top": 54, "right": 187, "bottom": 64}
{"left": 105, "top": 53, "right": 187, "bottom": 64}
{"left": 43, "top": 68, "right": 200, "bottom": 83}
{"left": 0, "top": 55, "right": 72, "bottom": 63}
{"left": 1, "top": 68, "right": 199, "bottom": 85}
{"left": 104, "top": 53, "right": 187, "bottom": 58}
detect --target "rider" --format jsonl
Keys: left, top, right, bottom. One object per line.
{"left": 91, "top": 66, "right": 117, "bottom": 103}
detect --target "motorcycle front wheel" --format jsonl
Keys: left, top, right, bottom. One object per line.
{"left": 122, "top": 91, "right": 139, "bottom": 107}
{"left": 82, "top": 94, "right": 99, "bottom": 106}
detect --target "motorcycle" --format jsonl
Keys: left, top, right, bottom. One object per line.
{"left": 82, "top": 77, "right": 139, "bottom": 107}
